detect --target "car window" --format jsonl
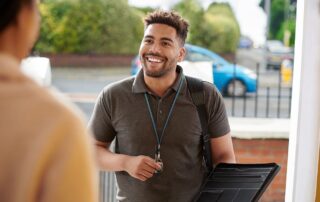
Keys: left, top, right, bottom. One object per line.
{"left": 185, "top": 51, "right": 214, "bottom": 62}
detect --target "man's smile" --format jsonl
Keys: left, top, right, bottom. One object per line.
{"left": 145, "top": 55, "right": 165, "bottom": 64}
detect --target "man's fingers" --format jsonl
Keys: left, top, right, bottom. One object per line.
{"left": 140, "top": 170, "right": 153, "bottom": 178}
{"left": 128, "top": 155, "right": 163, "bottom": 181}
{"left": 137, "top": 174, "right": 148, "bottom": 181}
{"left": 141, "top": 163, "right": 156, "bottom": 173}
{"left": 144, "top": 158, "right": 162, "bottom": 170}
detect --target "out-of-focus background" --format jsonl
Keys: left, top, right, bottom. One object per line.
{"left": 21, "top": 0, "right": 298, "bottom": 201}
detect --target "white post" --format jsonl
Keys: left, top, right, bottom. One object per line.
{"left": 285, "top": 0, "right": 320, "bottom": 201}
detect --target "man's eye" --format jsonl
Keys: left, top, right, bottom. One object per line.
{"left": 162, "top": 42, "right": 170, "bottom": 46}
{"left": 144, "top": 39, "right": 152, "bottom": 44}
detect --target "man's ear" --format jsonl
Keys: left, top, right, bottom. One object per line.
{"left": 178, "top": 46, "right": 186, "bottom": 62}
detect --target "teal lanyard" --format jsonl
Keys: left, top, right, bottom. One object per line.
{"left": 144, "top": 76, "right": 184, "bottom": 154}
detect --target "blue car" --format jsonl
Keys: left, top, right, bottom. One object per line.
{"left": 131, "top": 44, "right": 257, "bottom": 97}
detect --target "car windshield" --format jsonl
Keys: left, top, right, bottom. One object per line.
{"left": 186, "top": 51, "right": 213, "bottom": 62}
{"left": 185, "top": 44, "right": 229, "bottom": 66}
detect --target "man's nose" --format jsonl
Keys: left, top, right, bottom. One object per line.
{"left": 149, "top": 43, "right": 161, "bottom": 54}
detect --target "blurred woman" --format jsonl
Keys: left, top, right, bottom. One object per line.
{"left": 0, "top": 0, "right": 98, "bottom": 201}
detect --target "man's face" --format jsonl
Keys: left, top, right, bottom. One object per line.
{"left": 139, "top": 23, "right": 185, "bottom": 78}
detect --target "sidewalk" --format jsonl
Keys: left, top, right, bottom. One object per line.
{"left": 62, "top": 92, "right": 291, "bottom": 140}
{"left": 229, "top": 117, "right": 290, "bottom": 139}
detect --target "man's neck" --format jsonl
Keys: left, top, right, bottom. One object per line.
{"left": 144, "top": 71, "right": 178, "bottom": 97}
{"left": 0, "top": 28, "right": 23, "bottom": 62}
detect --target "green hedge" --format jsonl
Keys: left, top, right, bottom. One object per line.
{"left": 204, "top": 4, "right": 240, "bottom": 54}
{"left": 173, "top": 1, "right": 240, "bottom": 54}
{"left": 35, "top": 0, "right": 240, "bottom": 55}
{"left": 35, "top": 0, "right": 144, "bottom": 54}
{"left": 276, "top": 19, "right": 296, "bottom": 47}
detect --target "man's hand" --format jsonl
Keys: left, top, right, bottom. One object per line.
{"left": 95, "top": 141, "right": 162, "bottom": 181}
{"left": 123, "top": 155, "right": 162, "bottom": 181}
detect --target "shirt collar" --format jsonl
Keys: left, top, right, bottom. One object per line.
{"left": 132, "top": 65, "right": 186, "bottom": 95}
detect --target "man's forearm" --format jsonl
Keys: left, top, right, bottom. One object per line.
{"left": 95, "top": 143, "right": 161, "bottom": 181}
{"left": 96, "top": 144, "right": 129, "bottom": 172}
{"left": 213, "top": 152, "right": 236, "bottom": 165}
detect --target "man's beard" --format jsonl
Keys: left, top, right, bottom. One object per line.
{"left": 144, "top": 64, "right": 173, "bottom": 78}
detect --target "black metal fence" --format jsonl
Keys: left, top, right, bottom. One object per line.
{"left": 224, "top": 63, "right": 292, "bottom": 118}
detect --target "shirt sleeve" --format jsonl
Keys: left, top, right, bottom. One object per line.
{"left": 88, "top": 88, "right": 116, "bottom": 143}
{"left": 204, "top": 82, "right": 231, "bottom": 138}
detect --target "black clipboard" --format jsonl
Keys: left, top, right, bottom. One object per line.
{"left": 194, "top": 163, "right": 281, "bottom": 202}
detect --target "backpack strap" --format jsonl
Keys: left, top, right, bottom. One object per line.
{"left": 185, "top": 76, "right": 213, "bottom": 172}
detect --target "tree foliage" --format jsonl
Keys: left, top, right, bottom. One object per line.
{"left": 173, "top": 1, "right": 240, "bottom": 54}
{"left": 260, "top": 0, "right": 296, "bottom": 45}
{"left": 35, "top": 0, "right": 144, "bottom": 54}
{"left": 276, "top": 18, "right": 296, "bottom": 46}
{"left": 35, "top": 0, "right": 241, "bottom": 54}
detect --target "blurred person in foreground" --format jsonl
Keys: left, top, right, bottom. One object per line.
{"left": 89, "top": 10, "right": 235, "bottom": 202}
{"left": 0, "top": 0, "right": 97, "bottom": 201}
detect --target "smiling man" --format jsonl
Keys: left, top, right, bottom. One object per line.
{"left": 89, "top": 10, "right": 235, "bottom": 202}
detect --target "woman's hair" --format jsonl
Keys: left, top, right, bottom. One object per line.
{"left": 0, "top": 0, "right": 33, "bottom": 33}
{"left": 144, "top": 10, "right": 189, "bottom": 45}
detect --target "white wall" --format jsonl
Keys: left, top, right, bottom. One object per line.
{"left": 285, "top": 0, "right": 320, "bottom": 201}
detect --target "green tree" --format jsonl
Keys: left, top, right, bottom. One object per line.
{"left": 204, "top": 3, "right": 240, "bottom": 53}
{"left": 260, "top": 0, "right": 296, "bottom": 45}
{"left": 277, "top": 18, "right": 296, "bottom": 46}
{"left": 132, "top": 6, "right": 155, "bottom": 15}
{"left": 261, "top": 0, "right": 286, "bottom": 39}
{"left": 173, "top": 1, "right": 240, "bottom": 54}
{"left": 172, "top": 0, "right": 204, "bottom": 43}
{"left": 35, "top": 0, "right": 144, "bottom": 54}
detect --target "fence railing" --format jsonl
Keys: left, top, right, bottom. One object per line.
{"left": 225, "top": 63, "right": 292, "bottom": 118}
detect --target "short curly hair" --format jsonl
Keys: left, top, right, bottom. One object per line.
{"left": 144, "top": 10, "right": 189, "bottom": 45}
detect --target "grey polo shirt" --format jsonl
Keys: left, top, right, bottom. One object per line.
{"left": 88, "top": 66, "right": 230, "bottom": 202}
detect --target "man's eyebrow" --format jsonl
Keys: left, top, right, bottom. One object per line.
{"left": 161, "top": 37, "right": 174, "bottom": 43}
{"left": 144, "top": 35, "right": 154, "bottom": 39}
{"left": 143, "top": 35, "right": 174, "bottom": 43}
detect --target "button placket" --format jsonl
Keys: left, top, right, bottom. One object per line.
{"left": 156, "top": 99, "right": 164, "bottom": 132}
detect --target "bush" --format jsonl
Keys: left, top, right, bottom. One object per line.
{"left": 172, "top": 0, "right": 205, "bottom": 45}
{"left": 35, "top": 0, "right": 144, "bottom": 54}
{"left": 276, "top": 19, "right": 296, "bottom": 46}
{"left": 173, "top": 1, "right": 240, "bottom": 54}
{"left": 203, "top": 3, "right": 240, "bottom": 54}
{"left": 202, "top": 12, "right": 240, "bottom": 54}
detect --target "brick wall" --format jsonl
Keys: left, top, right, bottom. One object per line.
{"left": 232, "top": 138, "right": 288, "bottom": 202}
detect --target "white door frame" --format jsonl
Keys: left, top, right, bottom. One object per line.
{"left": 285, "top": 0, "right": 320, "bottom": 201}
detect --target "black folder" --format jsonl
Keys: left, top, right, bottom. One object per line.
{"left": 195, "top": 163, "right": 280, "bottom": 202}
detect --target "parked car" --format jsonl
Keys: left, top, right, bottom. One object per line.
{"left": 131, "top": 44, "right": 257, "bottom": 97}
{"left": 20, "top": 56, "right": 52, "bottom": 87}
{"left": 238, "top": 36, "right": 253, "bottom": 49}
{"left": 265, "top": 40, "right": 294, "bottom": 70}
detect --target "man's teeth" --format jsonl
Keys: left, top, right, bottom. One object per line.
{"left": 147, "top": 57, "right": 162, "bottom": 63}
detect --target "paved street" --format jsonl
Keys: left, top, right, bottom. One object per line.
{"left": 52, "top": 72, "right": 291, "bottom": 122}
{"left": 52, "top": 66, "right": 131, "bottom": 121}
{"left": 51, "top": 48, "right": 292, "bottom": 120}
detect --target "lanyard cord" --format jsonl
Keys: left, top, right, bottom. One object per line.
{"left": 144, "top": 76, "right": 184, "bottom": 147}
